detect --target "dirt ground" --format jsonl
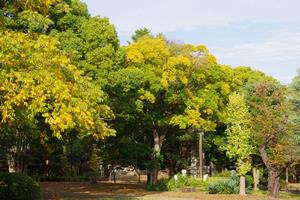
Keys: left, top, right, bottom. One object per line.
{"left": 41, "top": 173, "right": 300, "bottom": 199}
{"left": 41, "top": 181, "right": 300, "bottom": 200}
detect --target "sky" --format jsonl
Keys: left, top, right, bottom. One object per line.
{"left": 82, "top": 0, "right": 300, "bottom": 84}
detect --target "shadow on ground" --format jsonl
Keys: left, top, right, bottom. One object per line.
{"left": 41, "top": 181, "right": 159, "bottom": 200}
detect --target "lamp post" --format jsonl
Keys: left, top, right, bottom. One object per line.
{"left": 199, "top": 127, "right": 204, "bottom": 179}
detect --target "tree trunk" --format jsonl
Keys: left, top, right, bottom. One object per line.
{"left": 198, "top": 129, "right": 204, "bottom": 179}
{"left": 253, "top": 167, "right": 260, "bottom": 191}
{"left": 240, "top": 175, "right": 246, "bottom": 195}
{"left": 109, "top": 165, "right": 112, "bottom": 182}
{"left": 267, "top": 169, "right": 281, "bottom": 198}
{"left": 285, "top": 167, "right": 288, "bottom": 184}
{"left": 7, "top": 154, "right": 15, "bottom": 173}
{"left": 113, "top": 168, "right": 116, "bottom": 184}
{"left": 260, "top": 144, "right": 281, "bottom": 198}
{"left": 168, "top": 160, "right": 176, "bottom": 176}
{"left": 149, "top": 129, "right": 164, "bottom": 185}
{"left": 210, "top": 162, "right": 217, "bottom": 176}
{"left": 138, "top": 169, "right": 141, "bottom": 183}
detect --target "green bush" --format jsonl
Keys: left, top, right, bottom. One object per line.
{"left": 0, "top": 172, "right": 41, "bottom": 200}
{"left": 207, "top": 174, "right": 254, "bottom": 194}
{"left": 39, "top": 175, "right": 69, "bottom": 182}
{"left": 39, "top": 172, "right": 98, "bottom": 182}
{"left": 245, "top": 174, "right": 253, "bottom": 190}
{"left": 166, "top": 174, "right": 207, "bottom": 191}
{"left": 146, "top": 179, "right": 168, "bottom": 191}
{"left": 213, "top": 171, "right": 232, "bottom": 177}
{"left": 207, "top": 175, "right": 239, "bottom": 194}
{"left": 146, "top": 174, "right": 207, "bottom": 191}
{"left": 207, "top": 183, "right": 220, "bottom": 194}
{"left": 80, "top": 171, "right": 98, "bottom": 181}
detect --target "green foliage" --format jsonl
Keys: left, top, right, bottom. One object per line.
{"left": 131, "top": 27, "right": 152, "bottom": 42}
{"left": 245, "top": 174, "right": 254, "bottom": 190}
{"left": 207, "top": 175, "right": 240, "bottom": 194}
{"left": 146, "top": 174, "right": 208, "bottom": 191}
{"left": 207, "top": 174, "right": 253, "bottom": 194}
{"left": 0, "top": 172, "right": 41, "bottom": 200}
{"left": 39, "top": 172, "right": 97, "bottom": 182}
{"left": 52, "top": 14, "right": 123, "bottom": 86}
{"left": 146, "top": 179, "right": 168, "bottom": 191}
{"left": 0, "top": 31, "right": 115, "bottom": 139}
{"left": 247, "top": 81, "right": 298, "bottom": 168}
{"left": 213, "top": 171, "right": 232, "bottom": 177}
{"left": 224, "top": 93, "right": 253, "bottom": 176}
{"left": 166, "top": 174, "right": 208, "bottom": 191}
{"left": 0, "top": 0, "right": 70, "bottom": 32}
{"left": 288, "top": 69, "right": 300, "bottom": 149}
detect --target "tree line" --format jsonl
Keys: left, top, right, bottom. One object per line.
{"left": 0, "top": 0, "right": 299, "bottom": 198}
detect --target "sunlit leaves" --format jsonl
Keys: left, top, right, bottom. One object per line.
{"left": 224, "top": 93, "right": 253, "bottom": 175}
{"left": 0, "top": 31, "right": 114, "bottom": 139}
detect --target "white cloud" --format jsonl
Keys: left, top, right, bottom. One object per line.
{"left": 212, "top": 31, "right": 300, "bottom": 83}
{"left": 82, "top": 0, "right": 300, "bottom": 83}
{"left": 84, "top": 0, "right": 300, "bottom": 34}
{"left": 214, "top": 31, "right": 300, "bottom": 62}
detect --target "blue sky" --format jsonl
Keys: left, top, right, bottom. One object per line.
{"left": 83, "top": 0, "right": 300, "bottom": 84}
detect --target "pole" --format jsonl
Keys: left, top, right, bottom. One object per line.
{"left": 199, "top": 127, "right": 204, "bottom": 179}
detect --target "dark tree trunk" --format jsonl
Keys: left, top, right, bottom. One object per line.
{"left": 149, "top": 129, "right": 165, "bottom": 185}
{"left": 267, "top": 169, "right": 281, "bottom": 198}
{"left": 260, "top": 144, "right": 281, "bottom": 198}
{"left": 168, "top": 160, "right": 176, "bottom": 176}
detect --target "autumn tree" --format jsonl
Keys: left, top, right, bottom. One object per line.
{"left": 0, "top": 31, "right": 115, "bottom": 172}
{"left": 107, "top": 34, "right": 237, "bottom": 184}
{"left": 224, "top": 93, "right": 253, "bottom": 195}
{"left": 247, "top": 81, "right": 300, "bottom": 198}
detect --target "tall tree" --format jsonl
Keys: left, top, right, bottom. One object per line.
{"left": 224, "top": 93, "right": 253, "bottom": 195}
{"left": 247, "top": 81, "right": 300, "bottom": 198}
{"left": 0, "top": 31, "right": 115, "bottom": 172}
{"left": 131, "top": 27, "right": 152, "bottom": 42}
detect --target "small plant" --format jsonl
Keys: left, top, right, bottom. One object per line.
{"left": 146, "top": 179, "right": 168, "bottom": 191}
{"left": 166, "top": 174, "right": 207, "bottom": 191}
{"left": 207, "top": 175, "right": 240, "bottom": 194}
{"left": 0, "top": 172, "right": 41, "bottom": 200}
{"left": 214, "top": 171, "right": 232, "bottom": 177}
{"left": 207, "top": 183, "right": 220, "bottom": 194}
{"left": 146, "top": 174, "right": 208, "bottom": 191}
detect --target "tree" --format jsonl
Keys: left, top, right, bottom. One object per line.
{"left": 131, "top": 27, "right": 152, "bottom": 42}
{"left": 287, "top": 69, "right": 300, "bottom": 183}
{"left": 0, "top": 31, "right": 115, "bottom": 143}
{"left": 0, "top": 0, "right": 70, "bottom": 33}
{"left": 247, "top": 81, "right": 300, "bottom": 198}
{"left": 107, "top": 36, "right": 236, "bottom": 184}
{"left": 224, "top": 93, "right": 253, "bottom": 195}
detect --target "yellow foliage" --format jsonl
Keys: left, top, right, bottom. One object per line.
{"left": 0, "top": 31, "right": 114, "bottom": 139}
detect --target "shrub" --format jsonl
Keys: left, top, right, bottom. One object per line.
{"left": 146, "top": 174, "right": 208, "bottom": 191}
{"left": 39, "top": 175, "right": 69, "bottom": 182}
{"left": 146, "top": 179, "right": 168, "bottom": 191}
{"left": 207, "top": 175, "right": 239, "bottom": 194}
{"left": 207, "top": 174, "right": 255, "bottom": 194}
{"left": 166, "top": 174, "right": 207, "bottom": 191}
{"left": 207, "top": 183, "right": 220, "bottom": 194}
{"left": 0, "top": 172, "right": 41, "bottom": 200}
{"left": 80, "top": 171, "right": 98, "bottom": 181}
{"left": 39, "top": 172, "right": 98, "bottom": 182}
{"left": 214, "top": 171, "right": 232, "bottom": 177}
{"left": 245, "top": 174, "right": 253, "bottom": 190}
